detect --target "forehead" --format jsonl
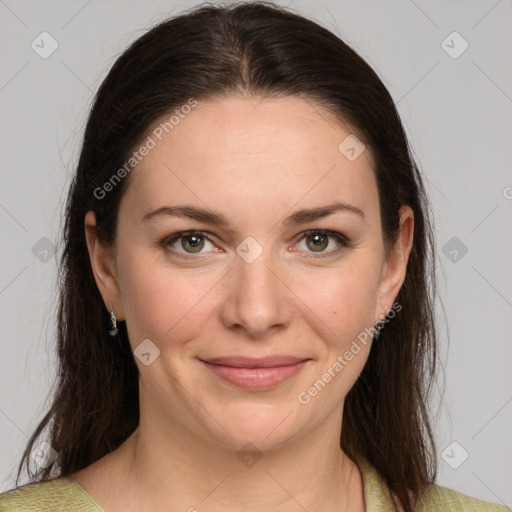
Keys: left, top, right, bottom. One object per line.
{"left": 120, "top": 95, "right": 379, "bottom": 228}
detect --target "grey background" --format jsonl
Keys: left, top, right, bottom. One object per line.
{"left": 1, "top": 0, "right": 511, "bottom": 506}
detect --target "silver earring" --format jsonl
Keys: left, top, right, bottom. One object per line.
{"left": 108, "top": 310, "right": 118, "bottom": 336}
{"left": 374, "top": 322, "right": 382, "bottom": 340}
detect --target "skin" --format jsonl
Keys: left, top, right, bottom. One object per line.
{"left": 75, "top": 95, "right": 414, "bottom": 512}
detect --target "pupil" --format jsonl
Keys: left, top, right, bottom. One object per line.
{"left": 183, "top": 235, "right": 204, "bottom": 253}
{"left": 308, "top": 234, "right": 327, "bottom": 252}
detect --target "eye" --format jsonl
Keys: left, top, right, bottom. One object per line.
{"left": 294, "top": 229, "right": 351, "bottom": 259}
{"left": 163, "top": 231, "right": 217, "bottom": 258}
{"left": 162, "top": 229, "right": 351, "bottom": 260}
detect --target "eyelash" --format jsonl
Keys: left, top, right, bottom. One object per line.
{"left": 162, "top": 229, "right": 351, "bottom": 260}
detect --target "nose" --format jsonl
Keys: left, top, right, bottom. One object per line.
{"left": 218, "top": 245, "right": 293, "bottom": 339}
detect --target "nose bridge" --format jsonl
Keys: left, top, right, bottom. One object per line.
{"left": 237, "top": 248, "right": 277, "bottom": 300}
{"left": 221, "top": 237, "right": 292, "bottom": 336}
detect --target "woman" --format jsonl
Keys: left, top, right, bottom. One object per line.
{"left": 0, "top": 2, "right": 509, "bottom": 511}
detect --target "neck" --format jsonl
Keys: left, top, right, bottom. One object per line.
{"left": 113, "top": 402, "right": 365, "bottom": 511}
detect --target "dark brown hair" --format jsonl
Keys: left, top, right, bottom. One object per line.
{"left": 16, "top": 2, "right": 440, "bottom": 510}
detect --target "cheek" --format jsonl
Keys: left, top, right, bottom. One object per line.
{"left": 118, "top": 253, "right": 219, "bottom": 347}
{"left": 118, "top": 246, "right": 382, "bottom": 354}
{"left": 295, "top": 260, "right": 381, "bottom": 341}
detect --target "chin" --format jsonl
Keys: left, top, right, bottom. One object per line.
{"left": 198, "top": 400, "right": 304, "bottom": 452}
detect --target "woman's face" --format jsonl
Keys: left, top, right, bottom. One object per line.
{"left": 87, "top": 95, "right": 413, "bottom": 451}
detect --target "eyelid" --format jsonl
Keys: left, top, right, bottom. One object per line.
{"left": 162, "top": 229, "right": 351, "bottom": 259}
{"left": 163, "top": 230, "right": 219, "bottom": 259}
{"left": 297, "top": 229, "right": 351, "bottom": 246}
{"left": 291, "top": 229, "right": 351, "bottom": 259}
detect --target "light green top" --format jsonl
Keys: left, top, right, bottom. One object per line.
{"left": 1, "top": 457, "right": 510, "bottom": 511}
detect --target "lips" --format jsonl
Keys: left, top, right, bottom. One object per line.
{"left": 201, "top": 356, "right": 308, "bottom": 368}
{"left": 199, "top": 356, "right": 310, "bottom": 390}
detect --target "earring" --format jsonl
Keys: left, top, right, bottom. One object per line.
{"left": 373, "top": 322, "right": 382, "bottom": 340}
{"left": 108, "top": 310, "right": 118, "bottom": 336}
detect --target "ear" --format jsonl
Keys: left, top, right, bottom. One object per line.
{"left": 84, "top": 210, "right": 125, "bottom": 320}
{"left": 374, "top": 205, "right": 414, "bottom": 323}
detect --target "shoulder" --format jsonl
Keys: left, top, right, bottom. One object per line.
{"left": 0, "top": 477, "right": 104, "bottom": 512}
{"left": 355, "top": 455, "right": 510, "bottom": 512}
{"left": 416, "top": 483, "right": 511, "bottom": 511}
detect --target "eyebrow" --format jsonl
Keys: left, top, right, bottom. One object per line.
{"left": 142, "top": 201, "right": 366, "bottom": 228}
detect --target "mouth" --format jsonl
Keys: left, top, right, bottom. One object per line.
{"left": 198, "top": 356, "right": 310, "bottom": 390}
